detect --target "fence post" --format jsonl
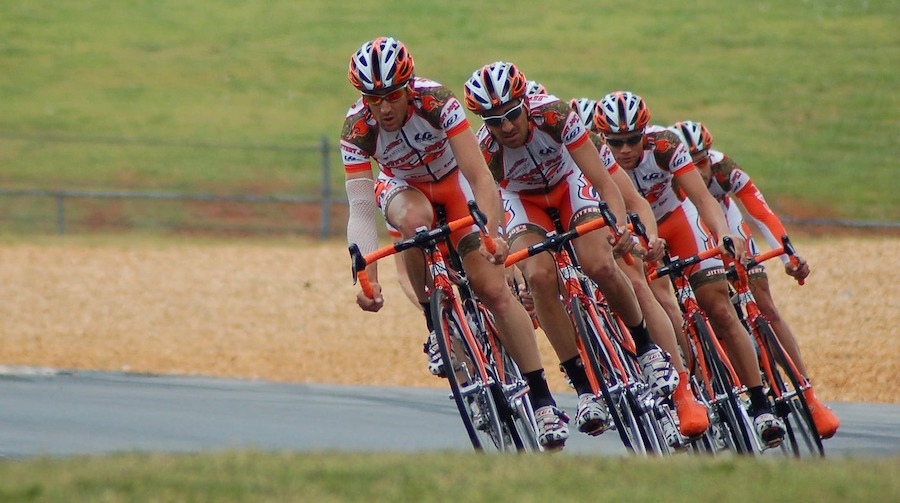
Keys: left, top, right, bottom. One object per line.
{"left": 55, "top": 193, "right": 66, "bottom": 235}
{"left": 320, "top": 135, "right": 332, "bottom": 239}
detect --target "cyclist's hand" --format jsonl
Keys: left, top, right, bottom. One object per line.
{"left": 356, "top": 282, "right": 384, "bottom": 312}
{"left": 720, "top": 233, "right": 747, "bottom": 264}
{"left": 785, "top": 254, "right": 810, "bottom": 282}
{"left": 609, "top": 226, "right": 636, "bottom": 258}
{"left": 482, "top": 235, "right": 510, "bottom": 265}
{"left": 516, "top": 282, "right": 536, "bottom": 318}
{"left": 644, "top": 236, "right": 667, "bottom": 264}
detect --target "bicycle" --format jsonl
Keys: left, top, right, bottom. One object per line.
{"left": 725, "top": 236, "right": 825, "bottom": 457}
{"left": 647, "top": 240, "right": 757, "bottom": 455}
{"left": 350, "top": 201, "right": 540, "bottom": 452}
{"left": 505, "top": 203, "right": 675, "bottom": 456}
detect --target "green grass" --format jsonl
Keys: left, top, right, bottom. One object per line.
{"left": 0, "top": 451, "right": 897, "bottom": 503}
{"left": 0, "top": 0, "right": 897, "bottom": 225}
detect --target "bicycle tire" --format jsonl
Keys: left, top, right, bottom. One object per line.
{"left": 755, "top": 318, "right": 825, "bottom": 457}
{"left": 572, "top": 295, "right": 654, "bottom": 454}
{"left": 431, "top": 289, "right": 511, "bottom": 452}
{"left": 595, "top": 304, "right": 673, "bottom": 455}
{"left": 475, "top": 303, "right": 540, "bottom": 451}
{"left": 691, "top": 312, "right": 756, "bottom": 455}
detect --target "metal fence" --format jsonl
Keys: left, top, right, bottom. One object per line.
{"left": 1, "top": 132, "right": 897, "bottom": 237}
{"left": 0, "top": 135, "right": 348, "bottom": 238}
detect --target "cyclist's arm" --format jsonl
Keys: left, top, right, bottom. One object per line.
{"left": 733, "top": 179, "right": 789, "bottom": 256}
{"left": 610, "top": 166, "right": 664, "bottom": 260}
{"left": 571, "top": 141, "right": 629, "bottom": 230}
{"left": 676, "top": 168, "right": 747, "bottom": 263}
{"left": 345, "top": 169, "right": 383, "bottom": 305}
{"left": 451, "top": 127, "right": 507, "bottom": 247}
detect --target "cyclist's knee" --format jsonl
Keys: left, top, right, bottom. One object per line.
{"left": 581, "top": 256, "right": 618, "bottom": 283}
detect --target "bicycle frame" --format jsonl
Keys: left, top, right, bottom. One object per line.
{"left": 725, "top": 236, "right": 824, "bottom": 457}
{"left": 505, "top": 203, "right": 667, "bottom": 455}
{"left": 648, "top": 242, "right": 756, "bottom": 455}
{"left": 350, "top": 202, "right": 530, "bottom": 452}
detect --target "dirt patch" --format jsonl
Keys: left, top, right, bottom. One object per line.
{"left": 0, "top": 236, "right": 896, "bottom": 404}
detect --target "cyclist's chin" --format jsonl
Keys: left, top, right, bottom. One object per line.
{"left": 618, "top": 157, "right": 639, "bottom": 170}
{"left": 379, "top": 117, "right": 401, "bottom": 132}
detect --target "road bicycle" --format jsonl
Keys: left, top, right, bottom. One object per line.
{"left": 725, "top": 236, "right": 825, "bottom": 457}
{"left": 505, "top": 203, "right": 674, "bottom": 455}
{"left": 350, "top": 202, "right": 540, "bottom": 452}
{"left": 648, "top": 240, "right": 757, "bottom": 455}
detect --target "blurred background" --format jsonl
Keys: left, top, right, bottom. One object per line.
{"left": 1, "top": 0, "right": 897, "bottom": 238}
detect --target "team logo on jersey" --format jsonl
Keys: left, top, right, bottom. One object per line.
{"left": 538, "top": 146, "right": 558, "bottom": 157}
{"left": 415, "top": 131, "right": 436, "bottom": 143}
{"left": 653, "top": 138, "right": 674, "bottom": 152}
{"left": 532, "top": 108, "right": 565, "bottom": 128}
{"left": 345, "top": 118, "right": 370, "bottom": 141}
{"left": 419, "top": 94, "right": 444, "bottom": 113}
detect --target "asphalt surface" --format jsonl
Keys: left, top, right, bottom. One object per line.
{"left": 1, "top": 368, "right": 897, "bottom": 458}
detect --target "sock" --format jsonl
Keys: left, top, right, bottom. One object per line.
{"left": 420, "top": 302, "right": 434, "bottom": 333}
{"left": 627, "top": 319, "right": 654, "bottom": 354}
{"left": 560, "top": 356, "right": 593, "bottom": 396}
{"left": 747, "top": 385, "right": 770, "bottom": 413}
{"left": 673, "top": 371, "right": 691, "bottom": 399}
{"left": 523, "top": 369, "right": 556, "bottom": 409}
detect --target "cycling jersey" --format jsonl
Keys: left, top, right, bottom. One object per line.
{"left": 599, "top": 125, "right": 723, "bottom": 285}
{"left": 476, "top": 95, "right": 591, "bottom": 192}
{"left": 474, "top": 95, "right": 600, "bottom": 236}
{"left": 341, "top": 77, "right": 478, "bottom": 247}
{"left": 597, "top": 125, "right": 694, "bottom": 222}
{"left": 341, "top": 77, "right": 470, "bottom": 182}
{"left": 704, "top": 149, "right": 789, "bottom": 263}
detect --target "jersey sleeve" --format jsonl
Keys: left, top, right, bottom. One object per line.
{"left": 734, "top": 178, "right": 788, "bottom": 252}
{"left": 340, "top": 103, "right": 375, "bottom": 175}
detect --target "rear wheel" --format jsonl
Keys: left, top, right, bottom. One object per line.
{"left": 756, "top": 319, "right": 825, "bottom": 458}
{"left": 691, "top": 312, "right": 756, "bottom": 455}
{"left": 572, "top": 296, "right": 653, "bottom": 454}
{"left": 476, "top": 303, "right": 539, "bottom": 451}
{"left": 431, "top": 289, "right": 511, "bottom": 452}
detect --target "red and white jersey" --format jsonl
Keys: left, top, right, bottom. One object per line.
{"left": 340, "top": 77, "right": 470, "bottom": 182}
{"left": 705, "top": 149, "right": 788, "bottom": 253}
{"left": 475, "top": 95, "right": 591, "bottom": 192}
{"left": 598, "top": 125, "right": 695, "bottom": 221}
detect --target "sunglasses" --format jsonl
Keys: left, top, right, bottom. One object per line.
{"left": 361, "top": 87, "right": 406, "bottom": 106}
{"left": 482, "top": 100, "right": 525, "bottom": 127}
{"left": 604, "top": 133, "right": 644, "bottom": 148}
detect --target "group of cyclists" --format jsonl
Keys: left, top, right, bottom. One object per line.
{"left": 341, "top": 36, "right": 840, "bottom": 452}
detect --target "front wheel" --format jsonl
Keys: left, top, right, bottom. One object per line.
{"left": 756, "top": 318, "right": 824, "bottom": 458}
{"left": 431, "top": 289, "right": 512, "bottom": 452}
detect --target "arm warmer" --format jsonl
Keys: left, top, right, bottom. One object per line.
{"left": 345, "top": 178, "right": 380, "bottom": 256}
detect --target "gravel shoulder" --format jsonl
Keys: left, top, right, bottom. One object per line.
{"left": 1, "top": 236, "right": 896, "bottom": 403}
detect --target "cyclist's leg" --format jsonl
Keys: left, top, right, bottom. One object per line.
{"left": 750, "top": 274, "right": 839, "bottom": 438}
{"left": 382, "top": 181, "right": 434, "bottom": 306}
{"left": 750, "top": 274, "right": 807, "bottom": 376}
{"left": 649, "top": 276, "right": 691, "bottom": 363}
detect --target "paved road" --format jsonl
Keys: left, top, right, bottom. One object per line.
{"left": 1, "top": 368, "right": 897, "bottom": 458}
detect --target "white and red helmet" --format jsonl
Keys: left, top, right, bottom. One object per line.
{"left": 671, "top": 121, "right": 714, "bottom": 154}
{"left": 348, "top": 37, "right": 415, "bottom": 92}
{"left": 525, "top": 80, "right": 548, "bottom": 96}
{"left": 569, "top": 98, "right": 598, "bottom": 131}
{"left": 593, "top": 91, "right": 651, "bottom": 134}
{"left": 463, "top": 61, "right": 528, "bottom": 113}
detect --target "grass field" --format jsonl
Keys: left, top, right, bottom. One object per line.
{"left": 1, "top": 0, "right": 898, "bottom": 223}
{"left": 0, "top": 451, "right": 897, "bottom": 503}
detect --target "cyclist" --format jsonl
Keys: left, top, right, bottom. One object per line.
{"left": 463, "top": 62, "right": 681, "bottom": 438}
{"left": 592, "top": 91, "right": 786, "bottom": 447}
{"left": 341, "top": 38, "right": 569, "bottom": 449}
{"left": 568, "top": 97, "right": 711, "bottom": 438}
{"left": 668, "top": 120, "right": 840, "bottom": 439}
